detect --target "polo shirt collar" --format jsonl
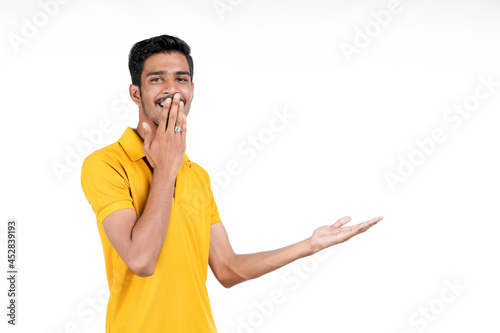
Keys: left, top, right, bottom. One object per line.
{"left": 118, "top": 127, "right": 191, "bottom": 167}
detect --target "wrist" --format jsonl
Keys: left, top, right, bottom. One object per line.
{"left": 301, "top": 238, "right": 316, "bottom": 257}
{"left": 152, "top": 167, "right": 177, "bottom": 187}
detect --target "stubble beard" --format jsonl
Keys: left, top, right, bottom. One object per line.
{"left": 140, "top": 89, "right": 160, "bottom": 126}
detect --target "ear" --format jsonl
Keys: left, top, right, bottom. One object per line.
{"left": 129, "top": 84, "right": 141, "bottom": 106}
{"left": 190, "top": 81, "right": 194, "bottom": 102}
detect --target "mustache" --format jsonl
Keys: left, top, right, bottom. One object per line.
{"left": 155, "top": 95, "right": 186, "bottom": 105}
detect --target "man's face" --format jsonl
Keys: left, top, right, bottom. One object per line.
{"left": 136, "top": 52, "right": 194, "bottom": 128}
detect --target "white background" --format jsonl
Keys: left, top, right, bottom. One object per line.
{"left": 1, "top": 0, "right": 499, "bottom": 332}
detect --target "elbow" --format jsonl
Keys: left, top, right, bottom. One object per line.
{"left": 128, "top": 257, "right": 156, "bottom": 277}
{"left": 221, "top": 279, "right": 235, "bottom": 289}
{"left": 221, "top": 274, "right": 247, "bottom": 289}
{"left": 214, "top": 269, "right": 232, "bottom": 288}
{"left": 219, "top": 257, "right": 243, "bottom": 289}
{"left": 124, "top": 244, "right": 158, "bottom": 277}
{"left": 133, "top": 266, "right": 155, "bottom": 277}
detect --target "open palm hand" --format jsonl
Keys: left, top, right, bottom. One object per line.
{"left": 309, "top": 216, "right": 383, "bottom": 254}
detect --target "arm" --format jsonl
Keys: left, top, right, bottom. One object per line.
{"left": 209, "top": 216, "right": 383, "bottom": 288}
{"left": 209, "top": 222, "right": 312, "bottom": 288}
{"left": 102, "top": 170, "right": 175, "bottom": 277}
{"left": 102, "top": 94, "right": 187, "bottom": 277}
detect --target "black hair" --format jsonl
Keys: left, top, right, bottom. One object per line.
{"left": 128, "top": 34, "right": 194, "bottom": 87}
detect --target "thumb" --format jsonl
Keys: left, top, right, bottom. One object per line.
{"left": 331, "top": 216, "right": 351, "bottom": 229}
{"left": 142, "top": 122, "right": 152, "bottom": 152}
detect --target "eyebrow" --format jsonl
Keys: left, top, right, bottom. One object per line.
{"left": 146, "top": 70, "right": 191, "bottom": 77}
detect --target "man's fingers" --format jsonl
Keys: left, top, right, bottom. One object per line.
{"left": 142, "top": 122, "right": 152, "bottom": 153}
{"left": 141, "top": 122, "right": 155, "bottom": 168}
{"left": 366, "top": 216, "right": 383, "bottom": 227}
{"left": 351, "top": 216, "right": 383, "bottom": 234}
{"left": 331, "top": 216, "right": 351, "bottom": 229}
{"left": 158, "top": 97, "right": 172, "bottom": 132}
{"left": 333, "top": 216, "right": 383, "bottom": 241}
{"left": 178, "top": 100, "right": 187, "bottom": 137}
{"left": 166, "top": 93, "right": 180, "bottom": 133}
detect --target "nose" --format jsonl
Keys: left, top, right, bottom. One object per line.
{"left": 162, "top": 78, "right": 180, "bottom": 98}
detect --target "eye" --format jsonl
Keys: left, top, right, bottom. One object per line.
{"left": 151, "top": 77, "right": 162, "bottom": 82}
{"left": 178, "top": 77, "right": 188, "bottom": 82}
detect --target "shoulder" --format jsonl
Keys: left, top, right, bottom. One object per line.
{"left": 81, "top": 141, "right": 128, "bottom": 180}
{"left": 83, "top": 141, "right": 126, "bottom": 167}
{"left": 189, "top": 160, "right": 211, "bottom": 183}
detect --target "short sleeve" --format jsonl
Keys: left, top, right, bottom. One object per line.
{"left": 81, "top": 152, "right": 134, "bottom": 224}
{"left": 206, "top": 173, "right": 221, "bottom": 225}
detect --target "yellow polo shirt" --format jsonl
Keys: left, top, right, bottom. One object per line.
{"left": 81, "top": 127, "right": 221, "bottom": 333}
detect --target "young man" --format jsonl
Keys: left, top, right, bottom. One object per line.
{"left": 81, "top": 34, "right": 383, "bottom": 333}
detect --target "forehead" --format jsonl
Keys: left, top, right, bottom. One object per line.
{"left": 142, "top": 52, "right": 189, "bottom": 76}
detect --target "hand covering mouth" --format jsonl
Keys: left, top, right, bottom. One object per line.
{"left": 156, "top": 96, "right": 186, "bottom": 108}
